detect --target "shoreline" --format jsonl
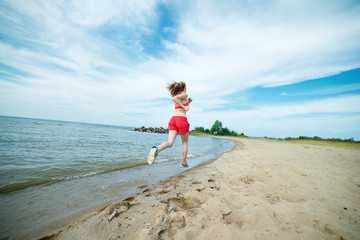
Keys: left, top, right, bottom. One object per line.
{"left": 32, "top": 137, "right": 360, "bottom": 239}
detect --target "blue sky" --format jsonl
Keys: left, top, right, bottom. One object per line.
{"left": 1, "top": 0, "right": 360, "bottom": 139}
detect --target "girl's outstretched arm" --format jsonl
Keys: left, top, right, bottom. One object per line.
{"left": 172, "top": 92, "right": 188, "bottom": 110}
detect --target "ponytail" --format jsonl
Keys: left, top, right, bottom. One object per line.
{"left": 167, "top": 81, "right": 186, "bottom": 97}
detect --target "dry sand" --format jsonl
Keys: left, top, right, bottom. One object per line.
{"left": 34, "top": 138, "right": 360, "bottom": 240}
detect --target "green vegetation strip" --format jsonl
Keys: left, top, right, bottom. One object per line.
{"left": 256, "top": 138, "right": 360, "bottom": 149}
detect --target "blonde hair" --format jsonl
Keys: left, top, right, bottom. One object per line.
{"left": 167, "top": 81, "right": 186, "bottom": 97}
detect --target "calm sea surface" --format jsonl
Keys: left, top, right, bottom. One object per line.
{"left": 0, "top": 116, "right": 234, "bottom": 239}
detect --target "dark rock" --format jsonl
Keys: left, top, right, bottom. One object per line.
{"left": 132, "top": 126, "right": 169, "bottom": 134}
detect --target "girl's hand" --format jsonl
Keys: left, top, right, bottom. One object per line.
{"left": 188, "top": 98, "right": 193, "bottom": 103}
{"left": 184, "top": 106, "right": 190, "bottom": 111}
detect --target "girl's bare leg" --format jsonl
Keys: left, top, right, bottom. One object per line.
{"left": 180, "top": 132, "right": 189, "bottom": 164}
{"left": 157, "top": 130, "right": 178, "bottom": 153}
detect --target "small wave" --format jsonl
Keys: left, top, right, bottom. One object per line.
{"left": 0, "top": 162, "right": 150, "bottom": 194}
{"left": 154, "top": 153, "right": 204, "bottom": 163}
{"left": 0, "top": 179, "right": 54, "bottom": 194}
{"left": 50, "top": 170, "right": 101, "bottom": 181}
{"left": 0, "top": 153, "right": 208, "bottom": 194}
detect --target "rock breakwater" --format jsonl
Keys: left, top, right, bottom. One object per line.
{"left": 132, "top": 126, "right": 168, "bottom": 134}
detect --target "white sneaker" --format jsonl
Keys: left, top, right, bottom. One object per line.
{"left": 147, "top": 146, "right": 158, "bottom": 165}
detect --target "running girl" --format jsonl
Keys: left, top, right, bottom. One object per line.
{"left": 147, "top": 81, "right": 192, "bottom": 168}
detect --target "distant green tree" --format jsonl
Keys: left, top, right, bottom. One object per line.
{"left": 313, "top": 136, "right": 322, "bottom": 140}
{"left": 194, "top": 126, "right": 205, "bottom": 132}
{"left": 194, "top": 120, "right": 245, "bottom": 137}
{"left": 211, "top": 120, "right": 223, "bottom": 135}
{"left": 230, "top": 130, "right": 238, "bottom": 136}
{"left": 222, "top": 127, "right": 230, "bottom": 135}
{"left": 194, "top": 126, "right": 211, "bottom": 133}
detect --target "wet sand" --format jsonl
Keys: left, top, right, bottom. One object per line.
{"left": 32, "top": 138, "right": 360, "bottom": 240}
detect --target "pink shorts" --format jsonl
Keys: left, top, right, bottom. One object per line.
{"left": 168, "top": 116, "right": 190, "bottom": 134}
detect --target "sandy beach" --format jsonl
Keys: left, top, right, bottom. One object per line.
{"left": 33, "top": 137, "right": 360, "bottom": 240}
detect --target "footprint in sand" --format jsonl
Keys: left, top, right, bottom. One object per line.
{"left": 282, "top": 193, "right": 306, "bottom": 203}
{"left": 240, "top": 176, "right": 254, "bottom": 184}
{"left": 159, "top": 179, "right": 173, "bottom": 188}
{"left": 157, "top": 188, "right": 171, "bottom": 194}
{"left": 167, "top": 196, "right": 201, "bottom": 215}
{"left": 265, "top": 193, "right": 281, "bottom": 204}
{"left": 191, "top": 181, "right": 205, "bottom": 192}
{"left": 124, "top": 196, "right": 135, "bottom": 202}
{"left": 223, "top": 211, "right": 243, "bottom": 227}
{"left": 157, "top": 212, "right": 188, "bottom": 238}
{"left": 142, "top": 188, "right": 152, "bottom": 197}
{"left": 208, "top": 178, "right": 220, "bottom": 190}
{"left": 192, "top": 181, "right": 202, "bottom": 184}
{"left": 107, "top": 196, "right": 136, "bottom": 221}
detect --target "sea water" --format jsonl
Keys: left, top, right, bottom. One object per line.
{"left": 0, "top": 116, "right": 234, "bottom": 239}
